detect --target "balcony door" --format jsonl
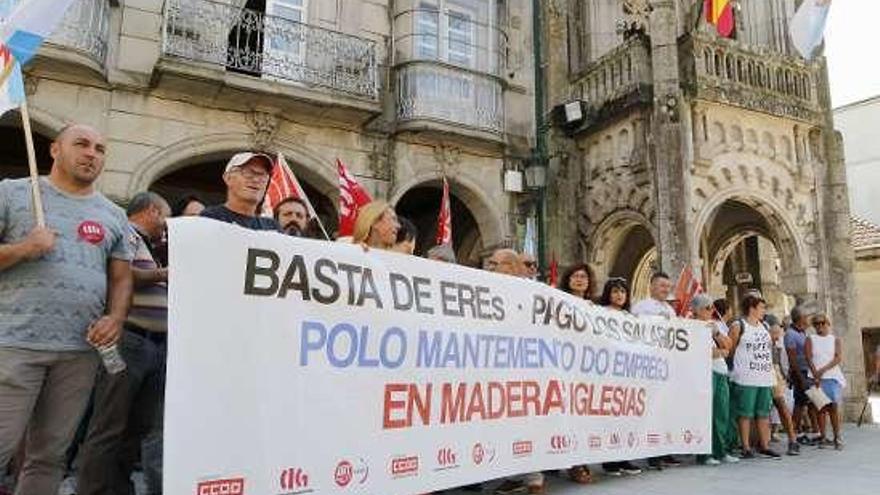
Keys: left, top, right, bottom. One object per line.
{"left": 262, "top": 0, "right": 309, "bottom": 81}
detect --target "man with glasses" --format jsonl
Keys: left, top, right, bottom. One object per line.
{"left": 519, "top": 253, "right": 539, "bottom": 280}
{"left": 201, "top": 152, "right": 280, "bottom": 231}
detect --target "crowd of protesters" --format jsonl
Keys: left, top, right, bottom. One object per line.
{"left": 0, "top": 129, "right": 861, "bottom": 495}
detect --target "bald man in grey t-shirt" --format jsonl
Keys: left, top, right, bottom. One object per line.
{"left": 0, "top": 125, "right": 132, "bottom": 495}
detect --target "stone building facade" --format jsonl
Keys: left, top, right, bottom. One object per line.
{"left": 540, "top": 0, "right": 865, "bottom": 413}
{"left": 0, "top": 0, "right": 866, "bottom": 412}
{"left": 0, "top": 0, "right": 538, "bottom": 267}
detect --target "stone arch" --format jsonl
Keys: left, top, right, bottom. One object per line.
{"left": 126, "top": 132, "right": 338, "bottom": 199}
{"left": 694, "top": 188, "right": 811, "bottom": 296}
{"left": 585, "top": 209, "right": 658, "bottom": 292}
{"left": 390, "top": 172, "right": 505, "bottom": 252}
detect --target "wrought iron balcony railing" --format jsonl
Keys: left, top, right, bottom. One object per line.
{"left": 162, "top": 0, "right": 379, "bottom": 100}
{"left": 47, "top": 0, "right": 110, "bottom": 67}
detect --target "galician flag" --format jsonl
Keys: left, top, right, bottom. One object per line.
{"left": 1, "top": 0, "right": 77, "bottom": 65}
{"left": 1, "top": 0, "right": 77, "bottom": 116}
{"left": 790, "top": 0, "right": 832, "bottom": 60}
{"left": 0, "top": 41, "right": 24, "bottom": 115}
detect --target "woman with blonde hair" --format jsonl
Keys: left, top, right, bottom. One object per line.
{"left": 352, "top": 200, "right": 400, "bottom": 250}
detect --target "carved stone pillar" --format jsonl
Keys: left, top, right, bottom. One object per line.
{"left": 647, "top": 0, "right": 696, "bottom": 277}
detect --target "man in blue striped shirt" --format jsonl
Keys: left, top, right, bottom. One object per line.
{"left": 77, "top": 191, "right": 170, "bottom": 495}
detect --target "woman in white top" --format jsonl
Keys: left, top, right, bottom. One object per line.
{"left": 805, "top": 313, "right": 846, "bottom": 450}
{"left": 728, "top": 294, "right": 780, "bottom": 459}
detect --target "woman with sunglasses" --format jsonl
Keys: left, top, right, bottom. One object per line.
{"left": 595, "top": 277, "right": 644, "bottom": 476}
{"left": 558, "top": 263, "right": 595, "bottom": 484}
{"left": 805, "top": 313, "right": 846, "bottom": 450}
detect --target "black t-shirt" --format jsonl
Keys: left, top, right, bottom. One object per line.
{"left": 200, "top": 205, "right": 280, "bottom": 231}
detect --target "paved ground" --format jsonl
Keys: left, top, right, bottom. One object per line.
{"left": 448, "top": 424, "right": 880, "bottom": 495}
{"left": 40, "top": 408, "right": 880, "bottom": 495}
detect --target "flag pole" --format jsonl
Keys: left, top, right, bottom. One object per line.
{"left": 312, "top": 212, "right": 331, "bottom": 241}
{"left": 19, "top": 100, "right": 45, "bottom": 227}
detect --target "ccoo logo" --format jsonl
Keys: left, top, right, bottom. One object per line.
{"left": 196, "top": 478, "right": 245, "bottom": 495}
{"left": 390, "top": 456, "right": 419, "bottom": 478}
{"left": 512, "top": 441, "right": 533, "bottom": 457}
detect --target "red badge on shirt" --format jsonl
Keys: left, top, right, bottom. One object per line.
{"left": 77, "top": 220, "right": 105, "bottom": 245}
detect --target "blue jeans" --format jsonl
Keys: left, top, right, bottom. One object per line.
{"left": 76, "top": 328, "right": 166, "bottom": 495}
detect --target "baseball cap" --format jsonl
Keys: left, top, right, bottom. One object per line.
{"left": 223, "top": 152, "right": 274, "bottom": 175}
{"left": 689, "top": 293, "right": 714, "bottom": 311}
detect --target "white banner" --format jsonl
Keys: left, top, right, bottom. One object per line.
{"left": 166, "top": 219, "right": 711, "bottom": 495}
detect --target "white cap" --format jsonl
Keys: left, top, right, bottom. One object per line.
{"left": 223, "top": 152, "right": 274, "bottom": 175}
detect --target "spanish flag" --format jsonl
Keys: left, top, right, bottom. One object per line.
{"left": 705, "top": 0, "right": 735, "bottom": 38}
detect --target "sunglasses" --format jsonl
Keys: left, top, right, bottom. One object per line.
{"left": 814, "top": 320, "right": 828, "bottom": 326}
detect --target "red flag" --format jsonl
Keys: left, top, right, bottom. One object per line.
{"left": 704, "top": 0, "right": 735, "bottom": 38}
{"left": 435, "top": 177, "right": 452, "bottom": 246}
{"left": 337, "top": 158, "right": 372, "bottom": 237}
{"left": 262, "top": 153, "right": 319, "bottom": 219}
{"left": 548, "top": 253, "right": 559, "bottom": 288}
{"left": 673, "top": 265, "right": 704, "bottom": 316}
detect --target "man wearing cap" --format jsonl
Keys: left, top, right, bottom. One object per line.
{"left": 201, "top": 152, "right": 280, "bottom": 231}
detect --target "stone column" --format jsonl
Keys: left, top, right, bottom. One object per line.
{"left": 814, "top": 60, "right": 867, "bottom": 420}
{"left": 647, "top": 0, "right": 696, "bottom": 277}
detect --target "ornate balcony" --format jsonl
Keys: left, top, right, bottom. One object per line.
{"left": 392, "top": 3, "right": 508, "bottom": 137}
{"left": 397, "top": 61, "right": 504, "bottom": 135}
{"left": 46, "top": 0, "right": 110, "bottom": 68}
{"left": 682, "top": 33, "right": 823, "bottom": 123}
{"left": 162, "top": 0, "right": 379, "bottom": 101}
{"left": 571, "top": 36, "right": 653, "bottom": 124}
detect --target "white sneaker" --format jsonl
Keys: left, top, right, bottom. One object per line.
{"left": 704, "top": 458, "right": 721, "bottom": 466}
{"left": 58, "top": 476, "right": 77, "bottom": 495}
{"left": 722, "top": 454, "right": 740, "bottom": 464}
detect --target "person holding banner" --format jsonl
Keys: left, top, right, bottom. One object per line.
{"left": 392, "top": 217, "right": 418, "bottom": 255}
{"left": 485, "top": 248, "right": 524, "bottom": 276}
{"left": 559, "top": 263, "right": 596, "bottom": 302}
{"left": 558, "top": 263, "right": 596, "bottom": 484}
{"left": 690, "top": 294, "right": 740, "bottom": 466}
{"left": 273, "top": 196, "right": 309, "bottom": 237}
{"left": 805, "top": 313, "right": 845, "bottom": 450}
{"left": 352, "top": 200, "right": 400, "bottom": 250}
{"left": 597, "top": 277, "right": 644, "bottom": 477}
{"left": 171, "top": 194, "right": 205, "bottom": 218}
{"left": 200, "top": 152, "right": 279, "bottom": 231}
{"left": 0, "top": 124, "right": 133, "bottom": 495}
{"left": 728, "top": 294, "right": 781, "bottom": 459}
{"left": 631, "top": 272, "right": 682, "bottom": 469}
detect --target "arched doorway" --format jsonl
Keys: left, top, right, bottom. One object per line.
{"left": 701, "top": 199, "right": 797, "bottom": 316}
{"left": 395, "top": 181, "right": 482, "bottom": 267}
{"left": 150, "top": 155, "right": 336, "bottom": 233}
{"left": 0, "top": 114, "right": 53, "bottom": 179}
{"left": 587, "top": 211, "right": 658, "bottom": 301}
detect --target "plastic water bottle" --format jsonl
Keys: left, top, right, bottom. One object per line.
{"left": 97, "top": 344, "right": 127, "bottom": 374}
